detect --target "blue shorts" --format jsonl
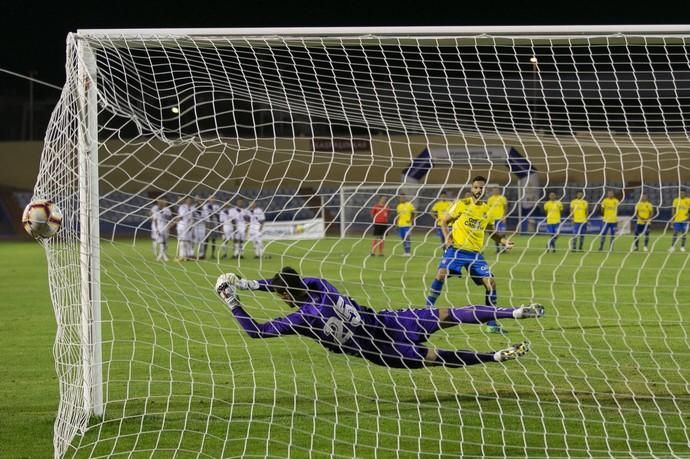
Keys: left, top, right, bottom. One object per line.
{"left": 673, "top": 222, "right": 688, "bottom": 233}
{"left": 364, "top": 308, "right": 441, "bottom": 369}
{"left": 399, "top": 226, "right": 411, "bottom": 239}
{"left": 435, "top": 227, "right": 444, "bottom": 240}
{"left": 493, "top": 219, "right": 506, "bottom": 232}
{"left": 438, "top": 248, "right": 492, "bottom": 285}
{"left": 601, "top": 222, "right": 617, "bottom": 235}
{"left": 634, "top": 223, "right": 650, "bottom": 236}
{"left": 546, "top": 223, "right": 559, "bottom": 234}
{"left": 573, "top": 222, "right": 587, "bottom": 235}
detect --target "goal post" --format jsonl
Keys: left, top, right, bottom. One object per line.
{"left": 77, "top": 39, "right": 103, "bottom": 419}
{"left": 30, "top": 26, "right": 690, "bottom": 458}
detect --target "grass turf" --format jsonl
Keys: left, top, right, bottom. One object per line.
{"left": 1, "top": 232, "right": 689, "bottom": 457}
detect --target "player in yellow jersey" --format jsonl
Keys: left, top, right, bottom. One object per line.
{"left": 487, "top": 187, "right": 509, "bottom": 253}
{"left": 633, "top": 193, "right": 654, "bottom": 252}
{"left": 569, "top": 191, "right": 589, "bottom": 251}
{"left": 543, "top": 192, "right": 563, "bottom": 252}
{"left": 598, "top": 190, "right": 620, "bottom": 251}
{"left": 431, "top": 191, "right": 452, "bottom": 244}
{"left": 395, "top": 193, "right": 416, "bottom": 256}
{"left": 425, "top": 176, "right": 515, "bottom": 334}
{"left": 670, "top": 189, "right": 690, "bottom": 252}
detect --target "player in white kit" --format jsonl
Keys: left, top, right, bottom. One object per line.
{"left": 176, "top": 196, "right": 195, "bottom": 261}
{"left": 192, "top": 195, "right": 210, "bottom": 259}
{"left": 150, "top": 196, "right": 172, "bottom": 261}
{"left": 248, "top": 201, "right": 267, "bottom": 258}
{"left": 233, "top": 198, "right": 250, "bottom": 259}
{"left": 220, "top": 203, "right": 239, "bottom": 259}
{"left": 204, "top": 195, "right": 223, "bottom": 259}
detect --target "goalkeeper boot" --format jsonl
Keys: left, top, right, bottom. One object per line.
{"left": 494, "top": 341, "right": 530, "bottom": 362}
{"left": 513, "top": 303, "right": 545, "bottom": 319}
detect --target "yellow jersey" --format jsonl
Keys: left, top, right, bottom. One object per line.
{"left": 431, "top": 200, "right": 452, "bottom": 225}
{"left": 396, "top": 202, "right": 415, "bottom": 227}
{"left": 543, "top": 200, "right": 563, "bottom": 225}
{"left": 570, "top": 198, "right": 588, "bottom": 223}
{"left": 672, "top": 197, "right": 690, "bottom": 222}
{"left": 601, "top": 197, "right": 620, "bottom": 224}
{"left": 447, "top": 199, "right": 492, "bottom": 253}
{"left": 635, "top": 201, "right": 654, "bottom": 224}
{"left": 487, "top": 194, "right": 508, "bottom": 221}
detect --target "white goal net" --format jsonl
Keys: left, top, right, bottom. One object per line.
{"left": 32, "top": 26, "right": 690, "bottom": 458}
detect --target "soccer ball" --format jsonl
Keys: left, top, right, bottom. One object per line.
{"left": 22, "top": 199, "right": 63, "bottom": 239}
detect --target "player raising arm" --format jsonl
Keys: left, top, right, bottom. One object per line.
{"left": 215, "top": 267, "right": 543, "bottom": 369}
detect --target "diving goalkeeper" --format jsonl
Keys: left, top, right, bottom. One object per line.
{"left": 215, "top": 267, "right": 544, "bottom": 369}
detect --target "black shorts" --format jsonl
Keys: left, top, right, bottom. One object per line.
{"left": 373, "top": 224, "right": 388, "bottom": 236}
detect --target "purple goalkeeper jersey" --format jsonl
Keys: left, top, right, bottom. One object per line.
{"left": 230, "top": 277, "right": 446, "bottom": 367}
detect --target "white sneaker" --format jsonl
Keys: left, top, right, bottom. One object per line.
{"left": 513, "top": 303, "right": 545, "bottom": 319}
{"left": 682, "top": 247, "right": 687, "bottom": 252}
{"left": 643, "top": 246, "right": 648, "bottom": 252}
{"left": 494, "top": 342, "right": 530, "bottom": 362}
{"left": 669, "top": 247, "right": 675, "bottom": 252}
{"left": 403, "top": 253, "right": 411, "bottom": 257}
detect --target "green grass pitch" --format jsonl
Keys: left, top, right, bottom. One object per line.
{"left": 1, "top": 232, "right": 689, "bottom": 457}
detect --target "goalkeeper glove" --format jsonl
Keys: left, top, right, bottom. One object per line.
{"left": 221, "top": 273, "right": 260, "bottom": 290}
{"left": 215, "top": 274, "right": 239, "bottom": 306}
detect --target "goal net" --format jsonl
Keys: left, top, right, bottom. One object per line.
{"left": 33, "top": 27, "right": 690, "bottom": 458}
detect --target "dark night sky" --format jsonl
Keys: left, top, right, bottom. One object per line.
{"left": 2, "top": 1, "right": 688, "bottom": 90}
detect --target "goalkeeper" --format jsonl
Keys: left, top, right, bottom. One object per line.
{"left": 215, "top": 267, "right": 543, "bottom": 369}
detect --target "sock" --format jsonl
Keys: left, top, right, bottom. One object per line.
{"left": 682, "top": 235, "right": 687, "bottom": 248}
{"left": 425, "top": 279, "right": 445, "bottom": 306}
{"left": 485, "top": 289, "right": 497, "bottom": 307}
{"left": 404, "top": 239, "right": 411, "bottom": 254}
{"left": 446, "top": 305, "right": 516, "bottom": 323}
{"left": 436, "top": 349, "right": 496, "bottom": 367}
{"left": 644, "top": 235, "right": 649, "bottom": 247}
{"left": 485, "top": 289, "right": 498, "bottom": 328}
{"left": 579, "top": 236, "right": 584, "bottom": 250}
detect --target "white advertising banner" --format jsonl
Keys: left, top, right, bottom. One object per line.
{"left": 262, "top": 218, "right": 326, "bottom": 240}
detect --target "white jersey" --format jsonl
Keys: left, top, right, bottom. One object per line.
{"left": 192, "top": 204, "right": 209, "bottom": 242}
{"left": 176, "top": 203, "right": 195, "bottom": 241}
{"left": 221, "top": 208, "right": 238, "bottom": 239}
{"left": 151, "top": 205, "right": 172, "bottom": 242}
{"left": 235, "top": 207, "right": 250, "bottom": 238}
{"left": 249, "top": 207, "right": 266, "bottom": 232}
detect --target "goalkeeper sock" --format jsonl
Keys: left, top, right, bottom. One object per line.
{"left": 485, "top": 289, "right": 498, "bottom": 328}
{"left": 446, "top": 305, "right": 516, "bottom": 324}
{"left": 436, "top": 349, "right": 496, "bottom": 367}
{"left": 426, "top": 279, "right": 444, "bottom": 306}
